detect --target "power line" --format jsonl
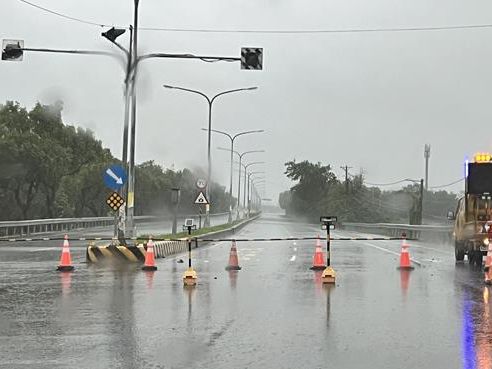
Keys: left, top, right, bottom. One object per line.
{"left": 18, "top": 0, "right": 122, "bottom": 28}
{"left": 364, "top": 178, "right": 414, "bottom": 187}
{"left": 16, "top": 0, "right": 492, "bottom": 35}
{"left": 139, "top": 24, "right": 492, "bottom": 34}
{"left": 429, "top": 178, "right": 464, "bottom": 189}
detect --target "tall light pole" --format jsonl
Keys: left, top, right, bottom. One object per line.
{"left": 126, "top": 0, "right": 140, "bottom": 238}
{"left": 243, "top": 162, "right": 265, "bottom": 210}
{"left": 204, "top": 129, "right": 263, "bottom": 223}
{"left": 247, "top": 172, "right": 265, "bottom": 217}
{"left": 163, "top": 84, "right": 257, "bottom": 226}
{"left": 424, "top": 144, "right": 431, "bottom": 191}
{"left": 219, "top": 148, "right": 264, "bottom": 220}
{"left": 251, "top": 178, "right": 266, "bottom": 213}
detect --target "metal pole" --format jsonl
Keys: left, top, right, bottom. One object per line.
{"left": 326, "top": 226, "right": 331, "bottom": 266}
{"left": 419, "top": 178, "right": 424, "bottom": 225}
{"left": 127, "top": 0, "right": 139, "bottom": 239}
{"left": 188, "top": 226, "right": 192, "bottom": 268}
{"left": 204, "top": 100, "right": 212, "bottom": 227}
{"left": 243, "top": 168, "right": 247, "bottom": 209}
{"left": 117, "top": 25, "right": 133, "bottom": 241}
{"left": 228, "top": 138, "right": 234, "bottom": 223}
{"left": 236, "top": 156, "right": 242, "bottom": 220}
{"left": 247, "top": 173, "right": 251, "bottom": 217}
{"left": 424, "top": 144, "right": 430, "bottom": 191}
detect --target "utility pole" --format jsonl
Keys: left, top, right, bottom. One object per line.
{"left": 340, "top": 165, "right": 352, "bottom": 194}
{"left": 424, "top": 144, "right": 431, "bottom": 191}
{"left": 418, "top": 178, "right": 424, "bottom": 225}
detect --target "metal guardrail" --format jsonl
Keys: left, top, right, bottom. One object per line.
{"left": 0, "top": 212, "right": 231, "bottom": 237}
{"left": 341, "top": 222, "right": 453, "bottom": 241}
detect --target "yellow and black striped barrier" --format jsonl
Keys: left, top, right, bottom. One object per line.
{"left": 86, "top": 243, "right": 147, "bottom": 263}
{"left": 86, "top": 240, "right": 190, "bottom": 263}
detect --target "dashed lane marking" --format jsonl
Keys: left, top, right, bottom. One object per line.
{"left": 363, "top": 242, "right": 423, "bottom": 266}
{"left": 290, "top": 255, "right": 296, "bottom": 262}
{"left": 29, "top": 247, "right": 58, "bottom": 252}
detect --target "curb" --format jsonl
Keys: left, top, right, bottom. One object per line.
{"left": 86, "top": 214, "right": 260, "bottom": 263}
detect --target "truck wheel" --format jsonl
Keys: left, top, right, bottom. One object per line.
{"left": 474, "top": 251, "right": 483, "bottom": 266}
{"left": 455, "top": 241, "right": 465, "bottom": 262}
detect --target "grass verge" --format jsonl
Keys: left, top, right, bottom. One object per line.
{"left": 138, "top": 219, "right": 245, "bottom": 243}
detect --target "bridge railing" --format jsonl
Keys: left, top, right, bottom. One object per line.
{"left": 0, "top": 212, "right": 232, "bottom": 238}
{"left": 341, "top": 222, "right": 453, "bottom": 242}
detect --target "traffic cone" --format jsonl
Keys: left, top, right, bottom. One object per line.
{"left": 225, "top": 240, "right": 241, "bottom": 271}
{"left": 310, "top": 235, "right": 326, "bottom": 271}
{"left": 57, "top": 235, "right": 74, "bottom": 272}
{"left": 484, "top": 242, "right": 492, "bottom": 284}
{"left": 142, "top": 238, "right": 157, "bottom": 271}
{"left": 397, "top": 237, "right": 414, "bottom": 270}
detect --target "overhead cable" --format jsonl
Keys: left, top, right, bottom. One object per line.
{"left": 17, "top": 0, "right": 492, "bottom": 34}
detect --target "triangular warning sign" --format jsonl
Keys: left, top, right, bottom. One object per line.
{"left": 194, "top": 191, "right": 209, "bottom": 205}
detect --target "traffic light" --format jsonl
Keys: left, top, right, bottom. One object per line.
{"left": 101, "top": 27, "right": 126, "bottom": 43}
{"left": 2, "top": 40, "right": 24, "bottom": 61}
{"left": 241, "top": 48, "right": 263, "bottom": 70}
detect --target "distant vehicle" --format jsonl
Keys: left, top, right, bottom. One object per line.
{"left": 449, "top": 153, "right": 492, "bottom": 264}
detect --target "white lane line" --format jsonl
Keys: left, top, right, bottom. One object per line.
{"left": 293, "top": 247, "right": 297, "bottom": 252}
{"left": 29, "top": 247, "right": 58, "bottom": 252}
{"left": 290, "top": 255, "right": 296, "bottom": 262}
{"left": 363, "top": 242, "right": 423, "bottom": 266}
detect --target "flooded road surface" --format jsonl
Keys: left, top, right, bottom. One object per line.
{"left": 0, "top": 214, "right": 490, "bottom": 369}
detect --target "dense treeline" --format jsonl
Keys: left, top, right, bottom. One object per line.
{"left": 0, "top": 101, "right": 232, "bottom": 220}
{"left": 279, "top": 160, "right": 458, "bottom": 224}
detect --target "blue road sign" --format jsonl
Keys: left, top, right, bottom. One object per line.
{"left": 103, "top": 165, "right": 127, "bottom": 190}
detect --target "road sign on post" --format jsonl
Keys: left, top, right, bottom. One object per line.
{"left": 106, "top": 192, "right": 125, "bottom": 212}
{"left": 194, "top": 192, "right": 209, "bottom": 205}
{"left": 2, "top": 40, "right": 24, "bottom": 61}
{"left": 103, "top": 165, "right": 127, "bottom": 191}
{"left": 241, "top": 48, "right": 263, "bottom": 70}
{"left": 196, "top": 179, "right": 207, "bottom": 189}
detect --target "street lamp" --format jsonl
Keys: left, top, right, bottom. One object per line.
{"left": 243, "top": 162, "right": 265, "bottom": 209}
{"left": 163, "top": 84, "right": 258, "bottom": 226}
{"left": 247, "top": 171, "right": 265, "bottom": 217}
{"left": 204, "top": 128, "right": 263, "bottom": 223}
{"left": 218, "top": 147, "right": 264, "bottom": 220}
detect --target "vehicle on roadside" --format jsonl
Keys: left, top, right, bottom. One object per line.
{"left": 449, "top": 153, "right": 492, "bottom": 264}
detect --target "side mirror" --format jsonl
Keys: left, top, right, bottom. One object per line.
{"left": 447, "top": 210, "right": 455, "bottom": 221}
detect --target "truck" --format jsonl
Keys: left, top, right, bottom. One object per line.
{"left": 450, "top": 153, "right": 492, "bottom": 264}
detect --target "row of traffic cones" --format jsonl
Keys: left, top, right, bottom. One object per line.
{"left": 56, "top": 236, "right": 160, "bottom": 272}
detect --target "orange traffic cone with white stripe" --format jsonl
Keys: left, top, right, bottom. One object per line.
{"left": 397, "top": 235, "right": 414, "bottom": 270}
{"left": 484, "top": 242, "right": 492, "bottom": 284}
{"left": 142, "top": 238, "right": 157, "bottom": 271}
{"left": 310, "top": 235, "right": 326, "bottom": 271}
{"left": 57, "top": 234, "right": 74, "bottom": 272}
{"left": 225, "top": 240, "right": 241, "bottom": 271}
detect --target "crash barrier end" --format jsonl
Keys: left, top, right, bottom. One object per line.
{"left": 183, "top": 267, "right": 198, "bottom": 286}
{"left": 321, "top": 266, "right": 336, "bottom": 284}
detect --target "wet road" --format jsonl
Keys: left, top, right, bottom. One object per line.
{"left": 0, "top": 213, "right": 491, "bottom": 369}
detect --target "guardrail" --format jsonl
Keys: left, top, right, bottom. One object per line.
{"left": 341, "top": 222, "right": 453, "bottom": 242}
{"left": 0, "top": 212, "right": 231, "bottom": 237}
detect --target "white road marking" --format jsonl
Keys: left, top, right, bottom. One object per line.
{"left": 293, "top": 247, "right": 297, "bottom": 252}
{"left": 29, "top": 247, "right": 58, "bottom": 252}
{"left": 290, "top": 255, "right": 296, "bottom": 262}
{"left": 363, "top": 242, "right": 423, "bottom": 266}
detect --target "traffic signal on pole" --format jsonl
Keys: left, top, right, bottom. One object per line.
{"left": 101, "top": 27, "right": 126, "bottom": 42}
{"left": 2, "top": 40, "right": 24, "bottom": 61}
{"left": 241, "top": 48, "right": 263, "bottom": 70}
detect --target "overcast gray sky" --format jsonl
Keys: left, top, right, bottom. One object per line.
{"left": 3, "top": 0, "right": 492, "bottom": 203}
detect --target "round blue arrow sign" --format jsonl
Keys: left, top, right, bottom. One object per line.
{"left": 103, "top": 165, "right": 127, "bottom": 190}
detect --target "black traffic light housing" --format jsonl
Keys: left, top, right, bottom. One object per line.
{"left": 101, "top": 27, "right": 126, "bottom": 43}
{"left": 2, "top": 42, "right": 23, "bottom": 61}
{"left": 241, "top": 48, "right": 263, "bottom": 70}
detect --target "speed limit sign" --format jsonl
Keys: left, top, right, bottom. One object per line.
{"left": 196, "top": 179, "right": 207, "bottom": 189}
